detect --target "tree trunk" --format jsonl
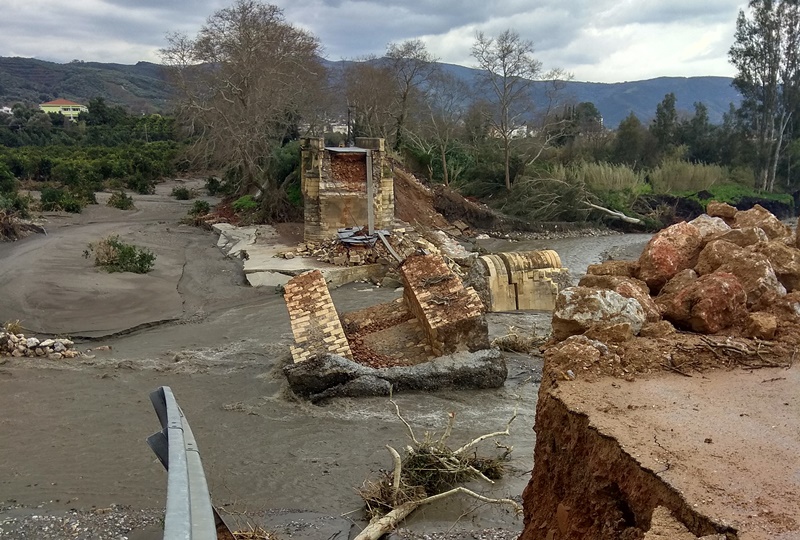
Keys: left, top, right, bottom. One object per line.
{"left": 504, "top": 137, "right": 511, "bottom": 190}
{"left": 440, "top": 146, "right": 449, "bottom": 186}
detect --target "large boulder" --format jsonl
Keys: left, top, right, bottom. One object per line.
{"left": 637, "top": 222, "right": 704, "bottom": 292}
{"left": 578, "top": 274, "right": 660, "bottom": 323}
{"left": 656, "top": 272, "right": 746, "bottom": 333}
{"left": 694, "top": 240, "right": 744, "bottom": 275}
{"left": 717, "top": 251, "right": 786, "bottom": 309}
{"left": 733, "top": 204, "right": 791, "bottom": 240}
{"left": 743, "top": 312, "right": 778, "bottom": 340}
{"left": 585, "top": 260, "right": 639, "bottom": 278}
{"left": 688, "top": 214, "right": 730, "bottom": 240}
{"left": 657, "top": 269, "right": 698, "bottom": 299}
{"left": 552, "top": 286, "right": 645, "bottom": 341}
{"left": 752, "top": 240, "right": 800, "bottom": 292}
{"left": 706, "top": 200, "right": 738, "bottom": 220}
{"left": 709, "top": 226, "right": 769, "bottom": 248}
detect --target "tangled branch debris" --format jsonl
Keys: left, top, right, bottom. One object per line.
{"left": 355, "top": 401, "right": 521, "bottom": 540}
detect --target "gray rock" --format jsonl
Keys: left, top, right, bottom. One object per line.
{"left": 26, "top": 337, "right": 40, "bottom": 348}
{"left": 53, "top": 341, "right": 66, "bottom": 353}
{"left": 552, "top": 286, "right": 645, "bottom": 341}
{"left": 283, "top": 349, "right": 507, "bottom": 402}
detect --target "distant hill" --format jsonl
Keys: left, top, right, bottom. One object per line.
{"left": 433, "top": 62, "right": 741, "bottom": 127}
{"left": 0, "top": 57, "right": 171, "bottom": 113}
{"left": 0, "top": 56, "right": 740, "bottom": 126}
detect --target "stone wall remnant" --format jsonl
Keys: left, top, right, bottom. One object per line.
{"left": 284, "top": 270, "right": 352, "bottom": 363}
{"left": 469, "top": 250, "right": 570, "bottom": 312}
{"left": 301, "top": 137, "right": 394, "bottom": 242}
{"left": 400, "top": 254, "right": 488, "bottom": 357}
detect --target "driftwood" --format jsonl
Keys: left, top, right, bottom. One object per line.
{"left": 584, "top": 202, "right": 644, "bottom": 224}
{"left": 354, "top": 399, "right": 521, "bottom": 540}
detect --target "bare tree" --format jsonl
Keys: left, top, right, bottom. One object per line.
{"left": 730, "top": 0, "right": 800, "bottom": 191}
{"left": 160, "top": 1, "right": 324, "bottom": 200}
{"left": 408, "top": 71, "right": 472, "bottom": 186}
{"left": 342, "top": 57, "right": 395, "bottom": 141}
{"left": 471, "top": 29, "right": 542, "bottom": 190}
{"left": 386, "top": 39, "right": 438, "bottom": 151}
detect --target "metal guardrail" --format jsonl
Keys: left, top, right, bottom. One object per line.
{"left": 147, "top": 386, "right": 234, "bottom": 540}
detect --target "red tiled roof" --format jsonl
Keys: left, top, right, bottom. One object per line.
{"left": 40, "top": 99, "right": 83, "bottom": 106}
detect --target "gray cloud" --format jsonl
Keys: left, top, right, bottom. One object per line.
{"left": 0, "top": 0, "right": 747, "bottom": 82}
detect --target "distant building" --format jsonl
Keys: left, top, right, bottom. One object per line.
{"left": 38, "top": 99, "right": 88, "bottom": 120}
{"left": 0, "top": 106, "right": 11, "bottom": 115}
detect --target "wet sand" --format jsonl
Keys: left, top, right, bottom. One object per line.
{"left": 0, "top": 181, "right": 556, "bottom": 538}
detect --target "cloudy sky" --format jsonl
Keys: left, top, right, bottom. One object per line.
{"left": 2, "top": 0, "right": 748, "bottom": 83}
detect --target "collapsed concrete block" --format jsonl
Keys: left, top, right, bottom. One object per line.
{"left": 400, "top": 254, "right": 488, "bottom": 356}
{"left": 283, "top": 270, "right": 353, "bottom": 363}
{"left": 637, "top": 221, "right": 704, "bottom": 292}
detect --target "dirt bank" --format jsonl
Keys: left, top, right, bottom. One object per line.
{"left": 0, "top": 180, "right": 555, "bottom": 538}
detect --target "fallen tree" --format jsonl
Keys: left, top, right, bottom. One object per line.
{"left": 354, "top": 399, "right": 522, "bottom": 540}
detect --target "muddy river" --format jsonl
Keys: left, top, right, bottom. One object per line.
{"left": 0, "top": 181, "right": 650, "bottom": 538}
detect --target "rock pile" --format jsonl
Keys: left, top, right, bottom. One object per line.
{"left": 553, "top": 203, "right": 800, "bottom": 347}
{"left": 0, "top": 331, "right": 80, "bottom": 359}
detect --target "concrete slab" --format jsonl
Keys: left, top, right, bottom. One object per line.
{"left": 245, "top": 271, "right": 292, "bottom": 288}
{"left": 242, "top": 248, "right": 333, "bottom": 274}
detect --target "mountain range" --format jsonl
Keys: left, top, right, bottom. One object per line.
{"left": 0, "top": 56, "right": 741, "bottom": 128}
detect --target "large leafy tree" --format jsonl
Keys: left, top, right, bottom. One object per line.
{"left": 161, "top": 1, "right": 324, "bottom": 199}
{"left": 729, "top": 0, "right": 800, "bottom": 191}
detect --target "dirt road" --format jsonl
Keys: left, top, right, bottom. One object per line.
{"left": 0, "top": 181, "right": 547, "bottom": 538}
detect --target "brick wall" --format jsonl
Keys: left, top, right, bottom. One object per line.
{"left": 284, "top": 270, "right": 352, "bottom": 363}
{"left": 400, "top": 254, "right": 488, "bottom": 357}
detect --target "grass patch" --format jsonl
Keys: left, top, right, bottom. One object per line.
{"left": 232, "top": 194, "right": 258, "bottom": 213}
{"left": 678, "top": 183, "right": 795, "bottom": 210}
{"left": 84, "top": 235, "right": 156, "bottom": 274}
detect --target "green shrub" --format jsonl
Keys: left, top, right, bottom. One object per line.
{"left": 0, "top": 192, "right": 31, "bottom": 218}
{"left": 205, "top": 176, "right": 221, "bottom": 195}
{"left": 171, "top": 186, "right": 194, "bottom": 200}
{"left": 84, "top": 235, "right": 155, "bottom": 274}
{"left": 232, "top": 194, "right": 258, "bottom": 213}
{"left": 189, "top": 200, "right": 211, "bottom": 216}
{"left": 126, "top": 173, "right": 155, "bottom": 194}
{"left": 40, "top": 187, "right": 84, "bottom": 213}
{"left": 107, "top": 191, "right": 135, "bottom": 210}
{"left": 0, "top": 162, "right": 16, "bottom": 194}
